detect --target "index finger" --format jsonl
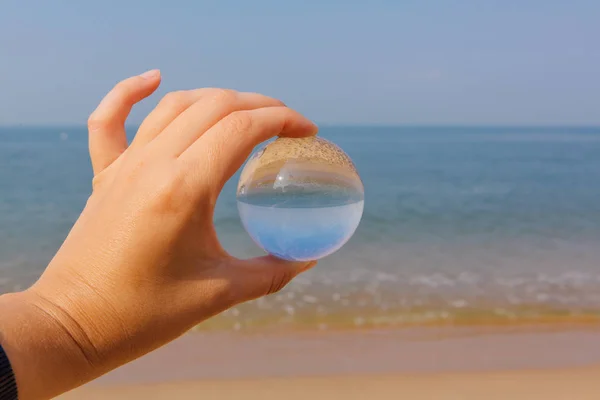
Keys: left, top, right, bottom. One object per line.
{"left": 178, "top": 106, "right": 318, "bottom": 191}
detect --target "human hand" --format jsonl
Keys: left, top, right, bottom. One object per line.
{"left": 0, "top": 70, "right": 318, "bottom": 400}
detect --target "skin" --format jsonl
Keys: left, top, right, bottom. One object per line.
{"left": 0, "top": 70, "right": 318, "bottom": 400}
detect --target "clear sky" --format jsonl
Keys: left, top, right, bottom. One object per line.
{"left": 1, "top": 0, "right": 599, "bottom": 126}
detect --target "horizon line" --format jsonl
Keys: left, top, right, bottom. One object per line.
{"left": 1, "top": 123, "right": 600, "bottom": 130}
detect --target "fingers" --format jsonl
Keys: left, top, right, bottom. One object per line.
{"left": 149, "top": 90, "right": 286, "bottom": 157}
{"left": 88, "top": 70, "right": 161, "bottom": 175}
{"left": 179, "top": 106, "right": 318, "bottom": 191}
{"left": 131, "top": 88, "right": 211, "bottom": 148}
{"left": 226, "top": 256, "right": 317, "bottom": 302}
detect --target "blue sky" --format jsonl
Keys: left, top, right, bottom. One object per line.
{"left": 1, "top": 0, "right": 599, "bottom": 126}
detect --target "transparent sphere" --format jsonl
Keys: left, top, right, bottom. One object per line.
{"left": 237, "top": 136, "right": 364, "bottom": 261}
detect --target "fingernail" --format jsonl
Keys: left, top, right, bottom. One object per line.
{"left": 139, "top": 69, "right": 160, "bottom": 79}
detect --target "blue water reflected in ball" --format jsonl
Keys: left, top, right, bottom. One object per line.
{"left": 237, "top": 137, "right": 364, "bottom": 262}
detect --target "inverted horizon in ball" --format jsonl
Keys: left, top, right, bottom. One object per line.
{"left": 237, "top": 136, "right": 364, "bottom": 262}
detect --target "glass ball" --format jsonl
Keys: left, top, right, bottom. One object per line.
{"left": 237, "top": 136, "right": 364, "bottom": 261}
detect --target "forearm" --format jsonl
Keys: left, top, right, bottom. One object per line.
{"left": 0, "top": 291, "right": 94, "bottom": 400}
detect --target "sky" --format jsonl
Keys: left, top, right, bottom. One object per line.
{"left": 0, "top": 0, "right": 599, "bottom": 126}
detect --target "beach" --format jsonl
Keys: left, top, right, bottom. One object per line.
{"left": 59, "top": 370, "right": 600, "bottom": 400}
{"left": 59, "top": 327, "right": 600, "bottom": 399}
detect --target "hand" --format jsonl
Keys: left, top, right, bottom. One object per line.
{"left": 0, "top": 70, "right": 318, "bottom": 400}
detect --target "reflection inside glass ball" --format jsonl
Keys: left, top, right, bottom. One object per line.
{"left": 237, "top": 136, "right": 364, "bottom": 261}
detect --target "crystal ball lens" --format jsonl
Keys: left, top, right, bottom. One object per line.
{"left": 236, "top": 136, "right": 364, "bottom": 261}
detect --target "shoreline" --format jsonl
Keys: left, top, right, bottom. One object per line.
{"left": 196, "top": 311, "right": 600, "bottom": 332}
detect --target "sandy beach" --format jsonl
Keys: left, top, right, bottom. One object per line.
{"left": 59, "top": 368, "right": 600, "bottom": 400}
{"left": 58, "top": 326, "right": 600, "bottom": 399}
{"left": 61, "top": 368, "right": 600, "bottom": 400}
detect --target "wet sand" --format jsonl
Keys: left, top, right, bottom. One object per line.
{"left": 58, "top": 326, "right": 600, "bottom": 399}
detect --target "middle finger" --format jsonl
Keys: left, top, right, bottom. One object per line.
{"left": 148, "top": 89, "right": 285, "bottom": 157}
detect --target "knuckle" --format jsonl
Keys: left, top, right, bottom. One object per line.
{"left": 224, "top": 111, "right": 253, "bottom": 134}
{"left": 159, "top": 91, "right": 189, "bottom": 110}
{"left": 264, "top": 95, "right": 285, "bottom": 107}
{"left": 113, "top": 77, "right": 138, "bottom": 96}
{"left": 113, "top": 79, "right": 130, "bottom": 93}
{"left": 206, "top": 88, "right": 237, "bottom": 106}
{"left": 91, "top": 171, "right": 109, "bottom": 190}
{"left": 87, "top": 114, "right": 110, "bottom": 131}
{"left": 112, "top": 79, "right": 137, "bottom": 100}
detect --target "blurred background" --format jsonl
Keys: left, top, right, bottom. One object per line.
{"left": 1, "top": 1, "right": 600, "bottom": 398}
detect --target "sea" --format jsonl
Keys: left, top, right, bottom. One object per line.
{"left": 1, "top": 126, "right": 600, "bottom": 332}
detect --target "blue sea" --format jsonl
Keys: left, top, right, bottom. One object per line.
{"left": 2, "top": 126, "right": 600, "bottom": 331}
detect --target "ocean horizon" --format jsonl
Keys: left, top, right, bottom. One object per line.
{"left": 2, "top": 125, "right": 600, "bottom": 332}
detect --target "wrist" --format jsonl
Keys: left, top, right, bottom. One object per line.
{"left": 0, "top": 290, "right": 95, "bottom": 400}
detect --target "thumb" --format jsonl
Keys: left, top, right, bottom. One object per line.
{"left": 228, "top": 256, "right": 317, "bottom": 303}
